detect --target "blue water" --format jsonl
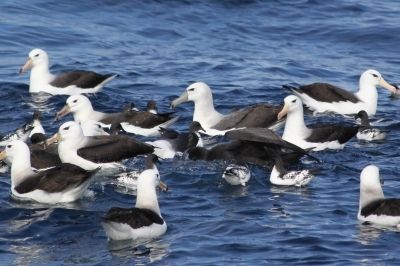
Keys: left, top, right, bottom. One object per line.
{"left": 1, "top": 0, "right": 400, "bottom": 264}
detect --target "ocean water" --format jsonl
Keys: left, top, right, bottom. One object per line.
{"left": 1, "top": 0, "right": 400, "bottom": 265}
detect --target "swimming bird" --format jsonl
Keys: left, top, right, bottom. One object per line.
{"left": 285, "top": 69, "right": 398, "bottom": 116}
{"left": 358, "top": 165, "right": 400, "bottom": 228}
{"left": 46, "top": 121, "right": 154, "bottom": 170}
{"left": 19, "top": 48, "right": 117, "bottom": 95}
{"left": 55, "top": 94, "right": 178, "bottom": 137}
{"left": 222, "top": 164, "right": 251, "bottom": 186}
{"left": 102, "top": 155, "right": 168, "bottom": 241}
{"left": 278, "top": 95, "right": 358, "bottom": 151}
{"left": 28, "top": 111, "right": 47, "bottom": 143}
{"left": 147, "top": 121, "right": 204, "bottom": 159}
{"left": 187, "top": 122, "right": 318, "bottom": 169}
{"left": 355, "top": 111, "right": 387, "bottom": 141}
{"left": 0, "top": 140, "right": 98, "bottom": 204}
{"left": 0, "top": 122, "right": 33, "bottom": 146}
{"left": 269, "top": 157, "right": 314, "bottom": 187}
{"left": 171, "top": 82, "right": 283, "bottom": 135}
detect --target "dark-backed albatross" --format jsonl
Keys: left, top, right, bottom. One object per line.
{"left": 358, "top": 165, "right": 400, "bottom": 228}
{"left": 285, "top": 69, "right": 398, "bottom": 116}
{"left": 102, "top": 155, "right": 168, "bottom": 241}
{"left": 55, "top": 94, "right": 178, "bottom": 137}
{"left": 0, "top": 140, "right": 98, "bottom": 204}
{"left": 171, "top": 82, "right": 283, "bottom": 135}
{"left": 278, "top": 95, "right": 358, "bottom": 151}
{"left": 19, "top": 48, "right": 117, "bottom": 95}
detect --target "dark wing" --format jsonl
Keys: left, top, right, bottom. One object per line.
{"left": 159, "top": 127, "right": 179, "bottom": 139}
{"left": 361, "top": 199, "right": 400, "bottom": 217}
{"left": 50, "top": 71, "right": 110, "bottom": 89}
{"left": 30, "top": 149, "right": 62, "bottom": 169}
{"left": 30, "top": 133, "right": 48, "bottom": 144}
{"left": 103, "top": 207, "right": 164, "bottom": 228}
{"left": 14, "top": 163, "right": 95, "bottom": 194}
{"left": 290, "top": 83, "right": 360, "bottom": 103}
{"left": 78, "top": 135, "right": 154, "bottom": 163}
{"left": 101, "top": 111, "right": 173, "bottom": 129}
{"left": 307, "top": 124, "right": 358, "bottom": 143}
{"left": 213, "top": 104, "right": 282, "bottom": 130}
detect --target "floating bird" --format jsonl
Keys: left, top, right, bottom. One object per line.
{"left": 46, "top": 121, "right": 154, "bottom": 170}
{"left": 222, "top": 164, "right": 251, "bottom": 186}
{"left": 358, "top": 165, "right": 400, "bottom": 227}
{"left": 147, "top": 121, "right": 204, "bottom": 159}
{"left": 29, "top": 111, "right": 47, "bottom": 143}
{"left": 355, "top": 111, "right": 387, "bottom": 141}
{"left": 55, "top": 95, "right": 178, "bottom": 137}
{"left": 0, "top": 140, "right": 98, "bottom": 204}
{"left": 102, "top": 155, "right": 168, "bottom": 241}
{"left": 187, "top": 122, "right": 318, "bottom": 169}
{"left": 171, "top": 82, "right": 283, "bottom": 135}
{"left": 278, "top": 95, "right": 358, "bottom": 151}
{"left": 285, "top": 69, "right": 398, "bottom": 116}
{"left": 0, "top": 122, "right": 33, "bottom": 146}
{"left": 269, "top": 157, "right": 314, "bottom": 187}
{"left": 19, "top": 48, "right": 117, "bottom": 95}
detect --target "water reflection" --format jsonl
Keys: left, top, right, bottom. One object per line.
{"left": 355, "top": 223, "right": 400, "bottom": 245}
{"left": 107, "top": 238, "right": 170, "bottom": 264}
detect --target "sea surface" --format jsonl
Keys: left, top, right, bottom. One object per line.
{"left": 1, "top": 0, "right": 400, "bottom": 265}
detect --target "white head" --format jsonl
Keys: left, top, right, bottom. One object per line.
{"left": 58, "top": 121, "right": 85, "bottom": 144}
{"left": 171, "top": 82, "right": 214, "bottom": 107}
{"left": 55, "top": 95, "right": 94, "bottom": 121}
{"left": 81, "top": 120, "right": 109, "bottom": 136}
{"left": 0, "top": 140, "right": 31, "bottom": 165}
{"left": 359, "top": 165, "right": 384, "bottom": 209}
{"left": 360, "top": 69, "right": 397, "bottom": 93}
{"left": 277, "top": 95, "right": 303, "bottom": 119}
{"left": 19, "top": 48, "right": 49, "bottom": 74}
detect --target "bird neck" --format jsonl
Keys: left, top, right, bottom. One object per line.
{"left": 282, "top": 108, "right": 309, "bottom": 140}
{"left": 359, "top": 185, "right": 384, "bottom": 211}
{"left": 30, "top": 64, "right": 54, "bottom": 92}
{"left": 10, "top": 152, "right": 35, "bottom": 188}
{"left": 73, "top": 107, "right": 99, "bottom": 124}
{"left": 58, "top": 139, "right": 99, "bottom": 171}
{"left": 356, "top": 81, "right": 378, "bottom": 115}
{"left": 135, "top": 182, "right": 161, "bottom": 216}
{"left": 193, "top": 97, "right": 223, "bottom": 128}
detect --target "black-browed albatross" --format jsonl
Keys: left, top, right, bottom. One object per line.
{"left": 19, "top": 48, "right": 117, "bottom": 95}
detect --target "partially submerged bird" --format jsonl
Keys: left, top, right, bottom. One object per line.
{"left": 222, "top": 164, "right": 251, "bottom": 186}
{"left": 278, "top": 95, "right": 358, "bottom": 151}
{"left": 355, "top": 111, "right": 387, "bottom": 141}
{"left": 0, "top": 140, "right": 98, "bottom": 204}
{"left": 171, "top": 82, "right": 283, "bottom": 135}
{"left": 46, "top": 121, "right": 154, "bottom": 171}
{"left": 269, "top": 157, "right": 314, "bottom": 187}
{"left": 102, "top": 155, "right": 168, "bottom": 241}
{"left": 285, "top": 69, "right": 398, "bottom": 116}
{"left": 358, "top": 165, "right": 400, "bottom": 228}
{"left": 147, "top": 121, "right": 204, "bottom": 159}
{"left": 55, "top": 95, "right": 178, "bottom": 137}
{"left": 19, "top": 48, "right": 117, "bottom": 95}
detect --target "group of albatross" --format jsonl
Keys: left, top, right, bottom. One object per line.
{"left": 1, "top": 48, "right": 399, "bottom": 241}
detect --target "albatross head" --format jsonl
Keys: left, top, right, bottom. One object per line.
{"left": 359, "top": 165, "right": 384, "bottom": 209}
{"left": 0, "top": 140, "right": 31, "bottom": 165}
{"left": 360, "top": 69, "right": 397, "bottom": 94}
{"left": 19, "top": 48, "right": 49, "bottom": 75}
{"left": 277, "top": 95, "right": 303, "bottom": 120}
{"left": 55, "top": 95, "right": 93, "bottom": 121}
{"left": 46, "top": 121, "right": 84, "bottom": 148}
{"left": 171, "top": 82, "right": 213, "bottom": 108}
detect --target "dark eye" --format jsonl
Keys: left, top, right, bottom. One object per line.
{"left": 63, "top": 126, "right": 70, "bottom": 131}
{"left": 7, "top": 145, "right": 12, "bottom": 148}
{"left": 97, "top": 125, "right": 101, "bottom": 129}
{"left": 291, "top": 99, "right": 297, "bottom": 103}
{"left": 34, "top": 54, "right": 39, "bottom": 57}
{"left": 372, "top": 73, "right": 379, "bottom": 78}
{"left": 188, "top": 88, "right": 195, "bottom": 92}
{"left": 73, "top": 100, "right": 78, "bottom": 103}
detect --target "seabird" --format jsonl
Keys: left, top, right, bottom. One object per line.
{"left": 171, "top": 82, "right": 283, "bottom": 135}
{"left": 46, "top": 121, "right": 154, "bottom": 170}
{"left": 146, "top": 100, "right": 158, "bottom": 114}
{"left": 146, "top": 121, "right": 204, "bottom": 159}
{"left": 285, "top": 69, "right": 398, "bottom": 116}
{"left": 0, "top": 140, "right": 98, "bottom": 204}
{"left": 187, "top": 122, "right": 318, "bottom": 169}
{"left": 81, "top": 120, "right": 110, "bottom": 137}
{"left": 355, "top": 111, "right": 387, "bottom": 141}
{"left": 278, "top": 95, "right": 358, "bottom": 151}
{"left": 269, "top": 157, "right": 314, "bottom": 187}
{"left": 358, "top": 165, "right": 400, "bottom": 227}
{"left": 222, "top": 164, "right": 251, "bottom": 186}
{"left": 55, "top": 95, "right": 178, "bottom": 137}
{"left": 0, "top": 122, "right": 33, "bottom": 146}
{"left": 102, "top": 155, "right": 168, "bottom": 241}
{"left": 28, "top": 111, "right": 47, "bottom": 143}
{"left": 19, "top": 48, "right": 117, "bottom": 95}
